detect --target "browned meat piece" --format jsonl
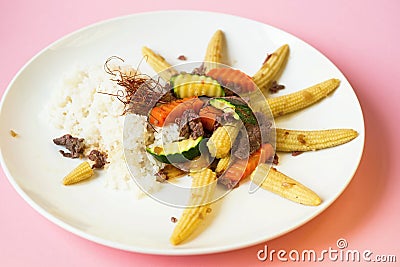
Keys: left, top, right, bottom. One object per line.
{"left": 176, "top": 109, "right": 204, "bottom": 140}
{"left": 177, "top": 55, "right": 187, "bottom": 60}
{"left": 232, "top": 112, "right": 273, "bottom": 159}
{"left": 53, "top": 134, "right": 85, "bottom": 158}
{"left": 269, "top": 81, "right": 285, "bottom": 93}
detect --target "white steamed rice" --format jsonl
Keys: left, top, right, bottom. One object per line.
{"left": 46, "top": 64, "right": 162, "bottom": 194}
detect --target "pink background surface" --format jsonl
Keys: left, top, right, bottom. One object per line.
{"left": 1, "top": 0, "right": 399, "bottom": 266}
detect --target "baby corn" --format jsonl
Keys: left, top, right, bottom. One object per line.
{"left": 62, "top": 161, "right": 94, "bottom": 185}
{"left": 204, "top": 30, "right": 225, "bottom": 70}
{"left": 276, "top": 128, "right": 358, "bottom": 152}
{"left": 207, "top": 122, "right": 240, "bottom": 158}
{"left": 141, "top": 46, "right": 178, "bottom": 81}
{"left": 251, "top": 164, "right": 321, "bottom": 206}
{"left": 170, "top": 168, "right": 217, "bottom": 245}
{"left": 267, "top": 78, "right": 340, "bottom": 118}
{"left": 215, "top": 155, "right": 231, "bottom": 175}
{"left": 252, "top": 44, "right": 290, "bottom": 91}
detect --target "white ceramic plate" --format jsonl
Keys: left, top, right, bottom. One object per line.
{"left": 0, "top": 11, "right": 364, "bottom": 255}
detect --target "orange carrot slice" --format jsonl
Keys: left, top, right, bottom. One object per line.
{"left": 207, "top": 68, "right": 256, "bottom": 93}
{"left": 149, "top": 97, "right": 203, "bottom": 127}
{"left": 220, "top": 143, "right": 274, "bottom": 188}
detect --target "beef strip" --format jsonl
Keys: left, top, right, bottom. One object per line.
{"left": 231, "top": 112, "right": 273, "bottom": 159}
{"left": 232, "top": 126, "right": 260, "bottom": 159}
{"left": 232, "top": 130, "right": 249, "bottom": 159}
{"left": 178, "top": 123, "right": 190, "bottom": 139}
{"left": 176, "top": 109, "right": 204, "bottom": 140}
{"left": 53, "top": 134, "right": 85, "bottom": 158}
{"left": 189, "top": 119, "right": 204, "bottom": 140}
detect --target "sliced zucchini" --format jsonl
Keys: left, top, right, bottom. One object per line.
{"left": 171, "top": 73, "right": 225, "bottom": 98}
{"left": 209, "top": 98, "right": 257, "bottom": 124}
{"left": 147, "top": 137, "right": 203, "bottom": 164}
{"left": 209, "top": 98, "right": 239, "bottom": 120}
